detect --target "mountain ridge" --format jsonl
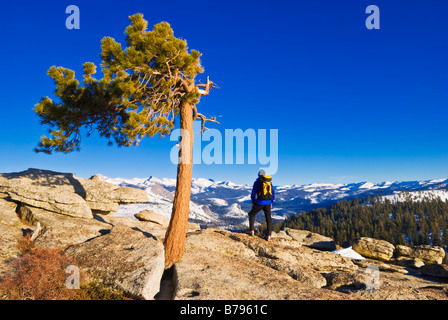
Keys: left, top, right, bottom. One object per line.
{"left": 99, "top": 174, "right": 448, "bottom": 230}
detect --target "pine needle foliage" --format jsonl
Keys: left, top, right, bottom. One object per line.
{"left": 34, "top": 13, "right": 204, "bottom": 153}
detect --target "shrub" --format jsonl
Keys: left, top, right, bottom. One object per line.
{"left": 16, "top": 233, "right": 34, "bottom": 254}
{"left": 0, "top": 235, "right": 79, "bottom": 300}
{"left": 74, "top": 282, "right": 132, "bottom": 300}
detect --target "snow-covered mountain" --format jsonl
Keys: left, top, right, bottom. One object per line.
{"left": 98, "top": 174, "right": 448, "bottom": 230}
{"left": 383, "top": 189, "right": 448, "bottom": 203}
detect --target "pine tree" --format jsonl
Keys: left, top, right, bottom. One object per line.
{"left": 34, "top": 14, "right": 218, "bottom": 268}
{"left": 442, "top": 229, "right": 448, "bottom": 248}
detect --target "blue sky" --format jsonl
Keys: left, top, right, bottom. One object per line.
{"left": 0, "top": 0, "right": 447, "bottom": 185}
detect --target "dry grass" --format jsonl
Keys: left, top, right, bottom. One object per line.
{"left": 0, "top": 234, "right": 79, "bottom": 300}
{"left": 0, "top": 234, "right": 133, "bottom": 300}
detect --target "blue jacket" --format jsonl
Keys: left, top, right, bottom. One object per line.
{"left": 251, "top": 177, "right": 275, "bottom": 205}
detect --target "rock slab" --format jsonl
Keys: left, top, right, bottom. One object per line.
{"left": 420, "top": 264, "right": 448, "bottom": 279}
{"left": 0, "top": 168, "right": 149, "bottom": 217}
{"left": 174, "top": 248, "right": 351, "bottom": 300}
{"left": 352, "top": 237, "right": 395, "bottom": 261}
{"left": 65, "top": 225, "right": 165, "bottom": 300}
{"left": 284, "top": 227, "right": 337, "bottom": 251}
{"left": 395, "top": 244, "right": 445, "bottom": 265}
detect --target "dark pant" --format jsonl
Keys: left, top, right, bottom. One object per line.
{"left": 248, "top": 204, "right": 272, "bottom": 236}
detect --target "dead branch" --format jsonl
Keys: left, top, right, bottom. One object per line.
{"left": 196, "top": 76, "right": 215, "bottom": 96}
{"left": 195, "top": 111, "right": 219, "bottom": 135}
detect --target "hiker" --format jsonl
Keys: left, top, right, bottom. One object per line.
{"left": 248, "top": 169, "right": 275, "bottom": 241}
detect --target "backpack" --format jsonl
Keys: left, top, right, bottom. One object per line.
{"left": 257, "top": 175, "right": 273, "bottom": 200}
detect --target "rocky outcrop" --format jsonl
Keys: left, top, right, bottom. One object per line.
{"left": 135, "top": 209, "right": 200, "bottom": 232}
{"left": 420, "top": 264, "right": 448, "bottom": 279}
{"left": 85, "top": 174, "right": 149, "bottom": 214}
{"left": 284, "top": 228, "right": 338, "bottom": 251}
{"left": 2, "top": 174, "right": 448, "bottom": 300}
{"left": 135, "top": 210, "right": 171, "bottom": 226}
{"left": 352, "top": 237, "right": 395, "bottom": 261}
{"left": 175, "top": 228, "right": 448, "bottom": 300}
{"left": 0, "top": 199, "right": 24, "bottom": 275}
{"left": 322, "top": 272, "right": 367, "bottom": 290}
{"left": 0, "top": 197, "right": 169, "bottom": 299}
{"left": 173, "top": 228, "right": 359, "bottom": 299}
{"left": 173, "top": 248, "right": 351, "bottom": 300}
{"left": 65, "top": 225, "right": 165, "bottom": 300}
{"left": 2, "top": 179, "right": 92, "bottom": 218}
{"left": 395, "top": 244, "right": 445, "bottom": 265}
{"left": 393, "top": 256, "right": 425, "bottom": 269}
{"left": 0, "top": 169, "right": 148, "bottom": 217}
{"left": 353, "top": 258, "right": 408, "bottom": 274}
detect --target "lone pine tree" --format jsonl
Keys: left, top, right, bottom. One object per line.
{"left": 34, "top": 13, "right": 218, "bottom": 268}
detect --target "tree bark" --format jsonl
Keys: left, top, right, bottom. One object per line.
{"left": 163, "top": 102, "right": 194, "bottom": 269}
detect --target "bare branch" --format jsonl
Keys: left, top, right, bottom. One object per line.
{"left": 196, "top": 76, "right": 215, "bottom": 96}
{"left": 166, "top": 61, "right": 173, "bottom": 78}
{"left": 192, "top": 104, "right": 198, "bottom": 120}
{"left": 195, "top": 111, "right": 219, "bottom": 135}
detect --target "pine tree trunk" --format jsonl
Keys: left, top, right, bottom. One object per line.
{"left": 163, "top": 102, "right": 194, "bottom": 269}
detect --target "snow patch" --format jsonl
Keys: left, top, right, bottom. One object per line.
{"left": 331, "top": 246, "right": 365, "bottom": 260}
{"left": 359, "top": 182, "right": 375, "bottom": 189}
{"left": 225, "top": 203, "right": 248, "bottom": 219}
{"left": 209, "top": 198, "right": 228, "bottom": 206}
{"left": 237, "top": 194, "right": 252, "bottom": 202}
{"left": 383, "top": 190, "right": 448, "bottom": 203}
